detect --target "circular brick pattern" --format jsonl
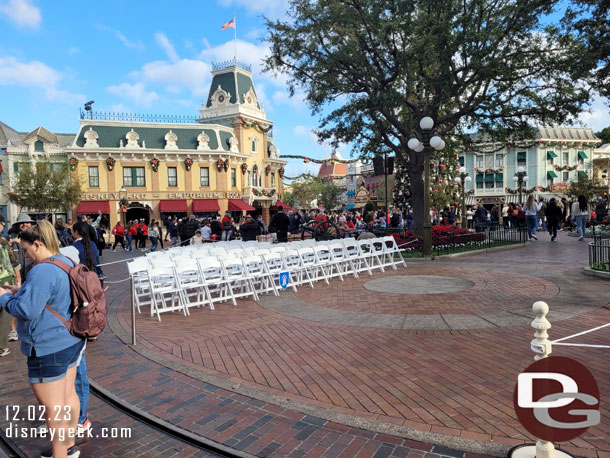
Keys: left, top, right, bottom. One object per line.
{"left": 363, "top": 275, "right": 475, "bottom": 295}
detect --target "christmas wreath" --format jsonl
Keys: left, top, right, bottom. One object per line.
{"left": 265, "top": 165, "right": 272, "bottom": 176}
{"left": 253, "top": 164, "right": 259, "bottom": 175}
{"left": 69, "top": 157, "right": 78, "bottom": 171}
{"left": 278, "top": 167, "right": 284, "bottom": 178}
{"left": 553, "top": 163, "right": 579, "bottom": 172}
{"left": 241, "top": 163, "right": 248, "bottom": 174}
{"left": 184, "top": 157, "right": 193, "bottom": 171}
{"left": 106, "top": 157, "right": 116, "bottom": 171}
{"left": 217, "top": 159, "right": 225, "bottom": 172}
{"left": 150, "top": 158, "right": 160, "bottom": 172}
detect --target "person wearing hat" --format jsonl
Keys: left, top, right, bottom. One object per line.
{"left": 221, "top": 211, "right": 234, "bottom": 241}
{"left": 240, "top": 215, "right": 260, "bottom": 241}
{"left": 0, "top": 214, "right": 18, "bottom": 356}
{"left": 11, "top": 213, "right": 35, "bottom": 281}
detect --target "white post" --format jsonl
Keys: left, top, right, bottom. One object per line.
{"left": 531, "top": 301, "right": 555, "bottom": 458}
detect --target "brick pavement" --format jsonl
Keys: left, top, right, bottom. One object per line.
{"left": 1, "top": 229, "right": 609, "bottom": 457}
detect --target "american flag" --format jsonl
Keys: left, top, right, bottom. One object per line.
{"left": 221, "top": 18, "right": 235, "bottom": 30}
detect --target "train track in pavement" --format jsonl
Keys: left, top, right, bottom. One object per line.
{"left": 0, "top": 380, "right": 253, "bottom": 458}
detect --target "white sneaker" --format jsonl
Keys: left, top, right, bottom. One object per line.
{"left": 578, "top": 236, "right": 584, "bottom": 241}
{"left": 0, "top": 348, "right": 9, "bottom": 357}
{"left": 77, "top": 417, "right": 91, "bottom": 434}
{"left": 8, "top": 330, "right": 18, "bottom": 341}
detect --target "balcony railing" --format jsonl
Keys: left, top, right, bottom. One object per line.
{"left": 474, "top": 187, "right": 505, "bottom": 195}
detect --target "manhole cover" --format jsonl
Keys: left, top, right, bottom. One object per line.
{"left": 363, "top": 275, "right": 474, "bottom": 295}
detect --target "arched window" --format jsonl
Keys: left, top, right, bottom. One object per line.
{"left": 247, "top": 171, "right": 252, "bottom": 186}
{"left": 251, "top": 137, "right": 258, "bottom": 153}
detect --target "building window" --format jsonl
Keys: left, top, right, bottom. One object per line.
{"left": 200, "top": 167, "right": 209, "bottom": 187}
{"left": 231, "top": 168, "right": 236, "bottom": 187}
{"left": 563, "top": 152, "right": 569, "bottom": 164}
{"left": 0, "top": 173, "right": 3, "bottom": 186}
{"left": 88, "top": 166, "right": 99, "bottom": 187}
{"left": 34, "top": 140, "right": 44, "bottom": 152}
{"left": 563, "top": 171, "right": 569, "bottom": 182}
{"left": 485, "top": 155, "right": 493, "bottom": 168}
{"left": 547, "top": 177, "right": 554, "bottom": 186}
{"left": 476, "top": 156, "right": 483, "bottom": 169}
{"left": 168, "top": 167, "right": 177, "bottom": 187}
{"left": 271, "top": 173, "right": 275, "bottom": 187}
{"left": 517, "top": 151, "right": 527, "bottom": 167}
{"left": 251, "top": 137, "right": 257, "bottom": 152}
{"left": 578, "top": 155, "right": 584, "bottom": 165}
{"left": 476, "top": 182, "right": 483, "bottom": 189}
{"left": 123, "top": 167, "right": 145, "bottom": 187}
{"left": 496, "top": 155, "right": 503, "bottom": 168}
{"left": 547, "top": 156, "right": 553, "bottom": 166}
{"left": 485, "top": 180, "right": 494, "bottom": 189}
{"left": 13, "top": 162, "right": 19, "bottom": 174}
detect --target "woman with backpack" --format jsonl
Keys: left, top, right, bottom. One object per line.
{"left": 0, "top": 221, "right": 85, "bottom": 458}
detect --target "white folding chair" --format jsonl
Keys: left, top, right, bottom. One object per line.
{"left": 381, "top": 236, "right": 407, "bottom": 269}
{"left": 358, "top": 239, "right": 385, "bottom": 272}
{"left": 262, "top": 252, "right": 297, "bottom": 292}
{"left": 175, "top": 259, "right": 212, "bottom": 312}
{"left": 283, "top": 249, "right": 314, "bottom": 288}
{"left": 242, "top": 255, "right": 279, "bottom": 296}
{"left": 127, "top": 258, "right": 152, "bottom": 314}
{"left": 222, "top": 258, "right": 259, "bottom": 302}
{"left": 370, "top": 238, "right": 390, "bottom": 271}
{"left": 329, "top": 241, "right": 356, "bottom": 278}
{"left": 297, "top": 247, "right": 326, "bottom": 284}
{"left": 198, "top": 258, "right": 237, "bottom": 307}
{"left": 148, "top": 265, "right": 187, "bottom": 320}
{"left": 314, "top": 245, "right": 343, "bottom": 281}
{"left": 343, "top": 238, "right": 373, "bottom": 276}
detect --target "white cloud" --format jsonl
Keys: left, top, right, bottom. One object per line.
{"left": 106, "top": 82, "right": 159, "bottom": 107}
{"left": 0, "top": 0, "right": 41, "bottom": 29}
{"left": 0, "top": 56, "right": 84, "bottom": 104}
{"left": 293, "top": 125, "right": 308, "bottom": 136}
{"left": 134, "top": 59, "right": 212, "bottom": 96}
{"left": 245, "top": 28, "right": 266, "bottom": 40}
{"left": 67, "top": 46, "right": 80, "bottom": 55}
{"left": 273, "top": 89, "right": 305, "bottom": 111}
{"left": 95, "top": 25, "right": 145, "bottom": 51}
{"left": 110, "top": 103, "right": 131, "bottom": 113}
{"left": 578, "top": 95, "right": 610, "bottom": 132}
{"left": 202, "top": 37, "right": 211, "bottom": 49}
{"left": 155, "top": 32, "right": 179, "bottom": 63}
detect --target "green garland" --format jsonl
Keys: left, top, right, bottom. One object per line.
{"left": 283, "top": 173, "right": 316, "bottom": 181}
{"left": 504, "top": 185, "right": 556, "bottom": 194}
{"left": 251, "top": 188, "right": 276, "bottom": 197}
{"left": 238, "top": 116, "right": 272, "bottom": 133}
{"left": 280, "top": 154, "right": 359, "bottom": 164}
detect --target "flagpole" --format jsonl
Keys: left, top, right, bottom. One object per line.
{"left": 233, "top": 13, "right": 237, "bottom": 63}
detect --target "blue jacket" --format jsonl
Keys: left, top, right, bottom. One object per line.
{"left": 0, "top": 254, "right": 81, "bottom": 357}
{"left": 72, "top": 239, "right": 101, "bottom": 276}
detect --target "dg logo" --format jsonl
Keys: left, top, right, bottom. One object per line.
{"left": 513, "top": 356, "right": 600, "bottom": 442}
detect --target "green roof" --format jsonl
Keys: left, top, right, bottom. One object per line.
{"left": 547, "top": 151, "right": 557, "bottom": 158}
{"left": 578, "top": 171, "right": 587, "bottom": 177}
{"left": 547, "top": 171, "right": 558, "bottom": 178}
{"left": 578, "top": 151, "right": 587, "bottom": 159}
{"left": 205, "top": 68, "right": 260, "bottom": 109}
{"left": 75, "top": 125, "right": 225, "bottom": 151}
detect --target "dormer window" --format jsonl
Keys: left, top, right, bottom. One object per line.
{"left": 34, "top": 140, "right": 44, "bottom": 152}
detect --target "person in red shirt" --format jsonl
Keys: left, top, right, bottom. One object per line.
{"left": 125, "top": 221, "right": 135, "bottom": 252}
{"left": 111, "top": 222, "right": 125, "bottom": 251}
{"left": 139, "top": 219, "right": 148, "bottom": 251}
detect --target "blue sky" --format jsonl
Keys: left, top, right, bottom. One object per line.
{"left": 0, "top": 0, "right": 608, "bottom": 180}
{"left": 0, "top": 0, "right": 331, "bottom": 178}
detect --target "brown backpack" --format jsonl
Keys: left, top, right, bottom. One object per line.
{"left": 43, "top": 258, "right": 107, "bottom": 339}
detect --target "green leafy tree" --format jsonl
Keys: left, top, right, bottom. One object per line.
{"left": 596, "top": 126, "right": 610, "bottom": 145}
{"left": 288, "top": 175, "right": 324, "bottom": 208}
{"left": 265, "top": 0, "right": 591, "bottom": 235}
{"left": 8, "top": 161, "right": 81, "bottom": 217}
{"left": 318, "top": 180, "right": 344, "bottom": 211}
{"left": 566, "top": 173, "right": 599, "bottom": 202}
{"left": 283, "top": 190, "right": 296, "bottom": 207}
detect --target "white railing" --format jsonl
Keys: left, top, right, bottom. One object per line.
{"left": 474, "top": 187, "right": 505, "bottom": 195}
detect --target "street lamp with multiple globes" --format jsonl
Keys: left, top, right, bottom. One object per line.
{"left": 512, "top": 166, "right": 529, "bottom": 205}
{"left": 453, "top": 167, "right": 472, "bottom": 229}
{"left": 119, "top": 187, "right": 128, "bottom": 226}
{"left": 408, "top": 117, "right": 445, "bottom": 257}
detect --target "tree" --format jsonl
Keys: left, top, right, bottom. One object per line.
{"left": 565, "top": 0, "right": 610, "bottom": 100}
{"left": 283, "top": 190, "right": 296, "bottom": 207}
{"left": 566, "top": 173, "right": 599, "bottom": 201}
{"left": 8, "top": 161, "right": 81, "bottom": 217}
{"left": 318, "top": 180, "right": 344, "bottom": 211}
{"left": 265, "top": 0, "right": 591, "bottom": 235}
{"left": 596, "top": 126, "right": 610, "bottom": 145}
{"left": 288, "top": 175, "right": 324, "bottom": 208}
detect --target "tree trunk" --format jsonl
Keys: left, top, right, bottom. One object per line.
{"left": 410, "top": 170, "right": 425, "bottom": 236}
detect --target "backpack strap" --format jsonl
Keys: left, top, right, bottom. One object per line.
{"left": 45, "top": 304, "right": 69, "bottom": 327}
{"left": 41, "top": 257, "right": 75, "bottom": 329}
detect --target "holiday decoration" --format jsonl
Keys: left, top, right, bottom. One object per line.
{"left": 474, "top": 166, "right": 504, "bottom": 175}
{"left": 265, "top": 165, "right": 272, "bottom": 176}
{"left": 150, "top": 158, "right": 160, "bottom": 172}
{"left": 280, "top": 154, "right": 359, "bottom": 164}
{"left": 184, "top": 157, "right": 193, "bottom": 171}
{"left": 216, "top": 159, "right": 229, "bottom": 172}
{"left": 278, "top": 167, "right": 285, "bottom": 178}
{"left": 105, "top": 157, "right": 116, "bottom": 171}
{"left": 238, "top": 116, "right": 273, "bottom": 133}
{"left": 69, "top": 157, "right": 78, "bottom": 171}
{"left": 251, "top": 188, "right": 276, "bottom": 197}
{"left": 253, "top": 164, "right": 259, "bottom": 175}
{"left": 241, "top": 163, "right": 248, "bottom": 174}
{"left": 392, "top": 167, "right": 412, "bottom": 209}
{"left": 553, "top": 163, "right": 579, "bottom": 171}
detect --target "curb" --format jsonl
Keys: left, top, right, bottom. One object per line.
{"left": 406, "top": 242, "right": 528, "bottom": 261}
{"left": 582, "top": 266, "right": 610, "bottom": 279}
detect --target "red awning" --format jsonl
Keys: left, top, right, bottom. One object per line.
{"left": 159, "top": 200, "right": 188, "bottom": 212}
{"left": 271, "top": 201, "right": 293, "bottom": 211}
{"left": 0, "top": 162, "right": 4, "bottom": 173}
{"left": 192, "top": 199, "right": 220, "bottom": 213}
{"left": 76, "top": 201, "right": 110, "bottom": 214}
{"left": 228, "top": 199, "right": 255, "bottom": 211}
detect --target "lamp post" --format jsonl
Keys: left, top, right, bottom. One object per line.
{"left": 453, "top": 167, "right": 472, "bottom": 229}
{"left": 512, "top": 166, "right": 529, "bottom": 205}
{"left": 119, "top": 187, "right": 128, "bottom": 226}
{"left": 408, "top": 117, "right": 445, "bottom": 257}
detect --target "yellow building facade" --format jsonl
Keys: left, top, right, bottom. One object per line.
{"left": 66, "top": 62, "right": 287, "bottom": 228}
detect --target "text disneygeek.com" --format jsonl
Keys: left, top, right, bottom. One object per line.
{"left": 5, "top": 423, "right": 132, "bottom": 441}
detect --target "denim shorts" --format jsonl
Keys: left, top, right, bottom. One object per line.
{"left": 27, "top": 340, "right": 85, "bottom": 384}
